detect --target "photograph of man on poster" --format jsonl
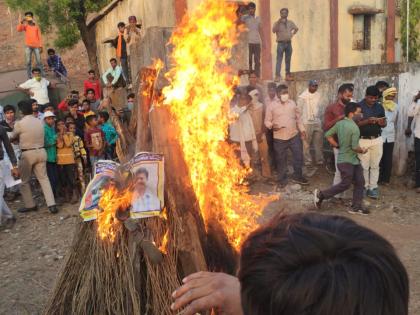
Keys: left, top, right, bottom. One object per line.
{"left": 131, "top": 167, "right": 161, "bottom": 213}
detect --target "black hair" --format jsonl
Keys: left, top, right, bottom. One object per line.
{"left": 248, "top": 70, "right": 258, "bottom": 77}
{"left": 85, "top": 115, "right": 97, "bottom": 125}
{"left": 18, "top": 100, "right": 33, "bottom": 116}
{"left": 47, "top": 48, "right": 55, "bottom": 55}
{"left": 366, "top": 85, "right": 380, "bottom": 97}
{"left": 117, "top": 22, "right": 126, "bottom": 28}
{"left": 110, "top": 58, "right": 117, "bottom": 63}
{"left": 267, "top": 82, "right": 277, "bottom": 90}
{"left": 3, "top": 105, "right": 15, "bottom": 114}
{"left": 338, "top": 83, "right": 354, "bottom": 94}
{"left": 344, "top": 102, "right": 361, "bottom": 116}
{"left": 127, "top": 93, "right": 135, "bottom": 99}
{"left": 239, "top": 213, "right": 409, "bottom": 315}
{"left": 276, "top": 84, "right": 288, "bottom": 93}
{"left": 375, "top": 81, "right": 390, "bottom": 90}
{"left": 82, "top": 99, "right": 90, "bottom": 106}
{"left": 248, "top": 2, "right": 256, "bottom": 9}
{"left": 98, "top": 111, "right": 110, "bottom": 122}
{"left": 280, "top": 8, "right": 289, "bottom": 13}
{"left": 86, "top": 88, "right": 95, "bottom": 95}
{"left": 29, "top": 98, "right": 38, "bottom": 105}
{"left": 68, "top": 99, "right": 79, "bottom": 107}
{"left": 135, "top": 167, "right": 149, "bottom": 179}
{"left": 24, "top": 11, "right": 34, "bottom": 17}
{"left": 88, "top": 69, "right": 95, "bottom": 74}
{"left": 71, "top": 90, "right": 79, "bottom": 95}
{"left": 32, "top": 68, "right": 41, "bottom": 74}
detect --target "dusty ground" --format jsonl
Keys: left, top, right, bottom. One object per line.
{"left": 0, "top": 169, "right": 419, "bottom": 315}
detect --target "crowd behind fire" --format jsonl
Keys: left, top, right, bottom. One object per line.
{"left": 0, "top": 3, "right": 418, "bottom": 315}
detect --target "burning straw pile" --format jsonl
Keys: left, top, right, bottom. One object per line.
{"left": 44, "top": 1, "right": 275, "bottom": 314}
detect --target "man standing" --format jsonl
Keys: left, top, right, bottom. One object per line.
{"left": 17, "top": 11, "right": 44, "bottom": 78}
{"left": 272, "top": 8, "right": 298, "bottom": 82}
{"left": 298, "top": 80, "right": 323, "bottom": 166}
{"left": 265, "top": 84, "right": 307, "bottom": 188}
{"left": 18, "top": 68, "right": 52, "bottom": 110}
{"left": 405, "top": 91, "right": 420, "bottom": 193}
{"left": 0, "top": 125, "right": 19, "bottom": 229}
{"left": 242, "top": 2, "right": 262, "bottom": 77}
{"left": 314, "top": 103, "right": 369, "bottom": 215}
{"left": 357, "top": 86, "right": 387, "bottom": 199}
{"left": 323, "top": 84, "right": 354, "bottom": 188}
{"left": 11, "top": 100, "right": 58, "bottom": 214}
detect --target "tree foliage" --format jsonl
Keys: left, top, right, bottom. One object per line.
{"left": 400, "top": 0, "right": 420, "bottom": 61}
{"left": 6, "top": 0, "right": 111, "bottom": 49}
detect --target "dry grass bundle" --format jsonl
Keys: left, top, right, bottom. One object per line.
{"left": 44, "top": 212, "right": 182, "bottom": 315}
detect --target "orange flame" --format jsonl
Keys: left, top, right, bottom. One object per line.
{"left": 162, "top": 0, "right": 275, "bottom": 249}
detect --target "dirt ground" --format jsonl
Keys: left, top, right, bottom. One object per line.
{"left": 0, "top": 169, "right": 419, "bottom": 315}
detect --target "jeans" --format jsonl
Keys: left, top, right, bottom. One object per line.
{"left": 46, "top": 162, "right": 59, "bottom": 198}
{"left": 358, "top": 137, "right": 383, "bottom": 190}
{"left": 0, "top": 160, "right": 14, "bottom": 224}
{"left": 120, "top": 57, "right": 130, "bottom": 85}
{"left": 273, "top": 134, "right": 304, "bottom": 184}
{"left": 415, "top": 137, "right": 420, "bottom": 188}
{"left": 275, "top": 41, "right": 292, "bottom": 77}
{"left": 379, "top": 141, "right": 394, "bottom": 183}
{"left": 25, "top": 46, "right": 45, "bottom": 78}
{"left": 248, "top": 43, "right": 261, "bottom": 77}
{"left": 303, "top": 122, "right": 324, "bottom": 165}
{"left": 321, "top": 163, "right": 365, "bottom": 207}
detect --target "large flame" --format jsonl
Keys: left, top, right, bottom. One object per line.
{"left": 162, "top": 0, "right": 274, "bottom": 249}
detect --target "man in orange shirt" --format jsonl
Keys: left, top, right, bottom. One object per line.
{"left": 17, "top": 12, "right": 44, "bottom": 79}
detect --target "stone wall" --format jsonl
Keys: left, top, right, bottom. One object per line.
{"left": 288, "top": 62, "right": 420, "bottom": 176}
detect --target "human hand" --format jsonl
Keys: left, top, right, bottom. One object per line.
{"left": 171, "top": 272, "right": 243, "bottom": 315}
{"left": 11, "top": 167, "right": 20, "bottom": 179}
{"left": 368, "top": 117, "right": 377, "bottom": 124}
{"left": 360, "top": 147, "right": 368, "bottom": 154}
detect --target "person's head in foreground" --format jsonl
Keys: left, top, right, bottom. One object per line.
{"left": 267, "top": 82, "right": 277, "bottom": 100}
{"left": 276, "top": 84, "right": 289, "bottom": 103}
{"left": 365, "top": 86, "right": 380, "bottom": 106}
{"left": 85, "top": 115, "right": 98, "bottom": 128}
{"left": 239, "top": 213, "right": 409, "bottom": 315}
{"left": 32, "top": 68, "right": 42, "bottom": 81}
{"left": 172, "top": 212, "right": 409, "bottom": 315}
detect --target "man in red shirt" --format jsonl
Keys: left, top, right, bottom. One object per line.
{"left": 17, "top": 12, "right": 44, "bottom": 79}
{"left": 323, "top": 83, "right": 354, "bottom": 188}
{"left": 84, "top": 70, "right": 102, "bottom": 101}
{"left": 58, "top": 90, "right": 80, "bottom": 113}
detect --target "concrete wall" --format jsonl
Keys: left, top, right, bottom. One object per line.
{"left": 95, "top": 0, "right": 176, "bottom": 74}
{"left": 289, "top": 62, "right": 420, "bottom": 175}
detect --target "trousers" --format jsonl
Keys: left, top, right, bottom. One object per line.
{"left": 0, "top": 160, "right": 14, "bottom": 224}
{"left": 273, "top": 134, "right": 303, "bottom": 184}
{"left": 415, "top": 137, "right": 420, "bottom": 187}
{"left": 46, "top": 162, "right": 59, "bottom": 197}
{"left": 379, "top": 141, "right": 394, "bottom": 183}
{"left": 248, "top": 43, "right": 261, "bottom": 77}
{"left": 275, "top": 41, "right": 292, "bottom": 76}
{"left": 19, "top": 149, "right": 56, "bottom": 208}
{"left": 303, "top": 122, "right": 324, "bottom": 165}
{"left": 321, "top": 163, "right": 365, "bottom": 207}
{"left": 25, "top": 46, "right": 44, "bottom": 78}
{"left": 358, "top": 137, "right": 383, "bottom": 190}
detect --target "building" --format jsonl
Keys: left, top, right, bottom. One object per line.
{"left": 90, "top": 0, "right": 401, "bottom": 80}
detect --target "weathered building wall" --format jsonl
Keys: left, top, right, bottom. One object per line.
{"left": 95, "top": 0, "right": 176, "bottom": 74}
{"left": 289, "top": 62, "right": 420, "bottom": 175}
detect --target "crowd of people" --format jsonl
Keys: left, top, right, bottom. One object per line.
{"left": 230, "top": 73, "right": 420, "bottom": 216}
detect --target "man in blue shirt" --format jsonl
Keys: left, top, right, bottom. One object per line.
{"left": 47, "top": 48, "right": 67, "bottom": 79}
{"left": 356, "top": 86, "right": 387, "bottom": 199}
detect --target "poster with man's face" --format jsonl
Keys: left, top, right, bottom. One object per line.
{"left": 129, "top": 152, "right": 164, "bottom": 219}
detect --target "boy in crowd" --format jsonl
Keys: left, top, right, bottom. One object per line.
{"left": 43, "top": 111, "right": 60, "bottom": 201}
{"left": 66, "top": 100, "right": 85, "bottom": 138}
{"left": 314, "top": 103, "right": 369, "bottom": 215}
{"left": 84, "top": 115, "right": 106, "bottom": 167}
{"left": 357, "top": 86, "right": 387, "bottom": 199}
{"left": 120, "top": 93, "right": 135, "bottom": 125}
{"left": 81, "top": 99, "right": 95, "bottom": 118}
{"left": 47, "top": 48, "right": 67, "bottom": 79}
{"left": 84, "top": 70, "right": 102, "bottom": 101}
{"left": 86, "top": 88, "right": 100, "bottom": 112}
{"left": 98, "top": 112, "right": 118, "bottom": 160}
{"left": 68, "top": 122, "right": 87, "bottom": 193}
{"left": 58, "top": 90, "right": 80, "bottom": 113}
{"left": 56, "top": 120, "right": 78, "bottom": 204}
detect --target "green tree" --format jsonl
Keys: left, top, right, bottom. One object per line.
{"left": 401, "top": 0, "right": 420, "bottom": 61}
{"left": 6, "top": 0, "right": 112, "bottom": 74}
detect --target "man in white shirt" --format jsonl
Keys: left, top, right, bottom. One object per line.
{"left": 297, "top": 80, "right": 323, "bottom": 166}
{"left": 18, "top": 68, "right": 52, "bottom": 109}
{"left": 131, "top": 167, "right": 161, "bottom": 213}
{"left": 102, "top": 58, "right": 125, "bottom": 89}
{"left": 405, "top": 90, "right": 420, "bottom": 193}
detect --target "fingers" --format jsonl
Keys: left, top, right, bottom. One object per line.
{"left": 182, "top": 271, "right": 213, "bottom": 283}
{"left": 177, "top": 295, "right": 219, "bottom": 315}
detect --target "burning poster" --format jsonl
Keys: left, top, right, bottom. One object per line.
{"left": 79, "top": 152, "right": 164, "bottom": 221}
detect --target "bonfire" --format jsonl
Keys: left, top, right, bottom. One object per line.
{"left": 44, "top": 1, "right": 275, "bottom": 314}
